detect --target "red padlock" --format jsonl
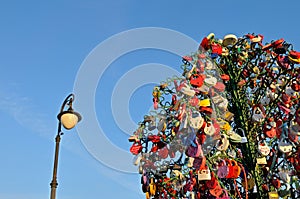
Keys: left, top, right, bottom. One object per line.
{"left": 189, "top": 74, "right": 205, "bottom": 88}
{"left": 264, "top": 118, "right": 276, "bottom": 138}
{"left": 130, "top": 142, "right": 143, "bottom": 155}
{"left": 158, "top": 146, "right": 169, "bottom": 159}
{"left": 211, "top": 43, "right": 223, "bottom": 55}
{"left": 209, "top": 184, "right": 223, "bottom": 197}
{"left": 230, "top": 160, "right": 241, "bottom": 178}
{"left": 206, "top": 172, "right": 218, "bottom": 189}
{"left": 189, "top": 96, "right": 199, "bottom": 107}
{"left": 214, "top": 82, "right": 226, "bottom": 92}
{"left": 288, "top": 131, "right": 298, "bottom": 143}
{"left": 272, "top": 177, "right": 281, "bottom": 189}
{"left": 225, "top": 159, "right": 234, "bottom": 179}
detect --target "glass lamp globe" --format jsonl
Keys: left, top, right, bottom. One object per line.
{"left": 59, "top": 111, "right": 82, "bottom": 130}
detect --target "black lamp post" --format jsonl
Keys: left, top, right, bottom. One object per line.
{"left": 50, "top": 94, "right": 82, "bottom": 199}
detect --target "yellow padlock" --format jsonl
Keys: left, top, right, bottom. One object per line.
{"left": 149, "top": 178, "right": 156, "bottom": 196}
{"left": 221, "top": 122, "right": 231, "bottom": 132}
{"left": 199, "top": 99, "right": 210, "bottom": 107}
{"left": 145, "top": 191, "right": 150, "bottom": 199}
{"left": 268, "top": 191, "right": 279, "bottom": 199}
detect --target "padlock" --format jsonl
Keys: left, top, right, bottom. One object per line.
{"left": 199, "top": 98, "right": 211, "bottom": 107}
{"left": 185, "top": 64, "right": 196, "bottom": 79}
{"left": 214, "top": 82, "right": 226, "bottom": 92}
{"left": 189, "top": 112, "right": 204, "bottom": 130}
{"left": 224, "top": 111, "right": 234, "bottom": 122}
{"left": 204, "top": 75, "right": 217, "bottom": 86}
{"left": 271, "top": 177, "right": 281, "bottom": 189}
{"left": 181, "top": 83, "right": 196, "bottom": 96}
{"left": 144, "top": 115, "right": 156, "bottom": 131}
{"left": 216, "top": 134, "right": 230, "bottom": 151}
{"left": 278, "top": 170, "right": 290, "bottom": 183}
{"left": 128, "top": 134, "right": 139, "bottom": 142}
{"left": 189, "top": 192, "right": 195, "bottom": 199}
{"left": 158, "top": 146, "right": 169, "bottom": 159}
{"left": 198, "top": 167, "right": 211, "bottom": 181}
{"left": 172, "top": 170, "right": 185, "bottom": 181}
{"left": 222, "top": 34, "right": 238, "bottom": 47}
{"left": 133, "top": 153, "right": 142, "bottom": 166}
{"left": 189, "top": 74, "right": 205, "bottom": 88}
{"left": 216, "top": 98, "right": 228, "bottom": 110}
{"left": 130, "top": 142, "right": 143, "bottom": 155}
{"left": 228, "top": 149, "right": 236, "bottom": 158}
{"left": 242, "top": 175, "right": 255, "bottom": 190}
{"left": 258, "top": 141, "right": 270, "bottom": 156}
{"left": 217, "top": 160, "right": 229, "bottom": 179}
{"left": 204, "top": 122, "right": 216, "bottom": 136}
{"left": 237, "top": 128, "right": 248, "bottom": 143}
{"left": 264, "top": 121, "right": 276, "bottom": 138}
{"left": 187, "top": 157, "right": 195, "bottom": 168}
{"left": 211, "top": 94, "right": 224, "bottom": 104}
{"left": 290, "top": 121, "right": 300, "bottom": 135}
{"left": 206, "top": 172, "right": 218, "bottom": 189}
{"left": 228, "top": 129, "right": 242, "bottom": 143}
{"left": 256, "top": 157, "right": 267, "bottom": 165}
{"left": 278, "top": 139, "right": 293, "bottom": 153}
{"left": 288, "top": 130, "right": 298, "bottom": 143}
{"left": 149, "top": 178, "right": 156, "bottom": 196}
{"left": 229, "top": 159, "right": 241, "bottom": 178}
{"left": 209, "top": 184, "right": 223, "bottom": 197}
{"left": 260, "top": 95, "right": 271, "bottom": 105}
{"left": 139, "top": 164, "right": 143, "bottom": 174}
{"left": 252, "top": 106, "right": 265, "bottom": 122}
{"left": 216, "top": 189, "right": 230, "bottom": 199}
{"left": 189, "top": 95, "right": 199, "bottom": 107}
{"left": 157, "top": 118, "right": 167, "bottom": 132}
{"left": 205, "top": 60, "right": 216, "bottom": 70}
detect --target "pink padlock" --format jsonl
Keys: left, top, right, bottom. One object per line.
{"left": 216, "top": 189, "right": 230, "bottom": 199}
{"left": 217, "top": 160, "right": 229, "bottom": 179}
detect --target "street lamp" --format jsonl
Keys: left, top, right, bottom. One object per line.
{"left": 50, "top": 93, "right": 82, "bottom": 199}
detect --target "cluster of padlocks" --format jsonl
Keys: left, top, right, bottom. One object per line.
{"left": 129, "top": 33, "right": 300, "bottom": 199}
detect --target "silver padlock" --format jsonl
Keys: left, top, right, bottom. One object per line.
{"left": 238, "top": 128, "right": 248, "bottom": 143}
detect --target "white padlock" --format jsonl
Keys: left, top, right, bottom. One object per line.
{"left": 237, "top": 128, "right": 248, "bottom": 143}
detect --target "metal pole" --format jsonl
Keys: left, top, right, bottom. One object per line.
{"left": 50, "top": 123, "right": 62, "bottom": 199}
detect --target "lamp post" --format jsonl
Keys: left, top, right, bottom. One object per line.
{"left": 50, "top": 93, "right": 82, "bottom": 199}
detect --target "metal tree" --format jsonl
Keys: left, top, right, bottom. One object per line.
{"left": 129, "top": 33, "right": 300, "bottom": 199}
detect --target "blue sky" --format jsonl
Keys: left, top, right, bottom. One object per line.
{"left": 1, "top": 0, "right": 300, "bottom": 198}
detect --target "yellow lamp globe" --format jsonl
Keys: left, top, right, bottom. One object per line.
{"left": 58, "top": 111, "right": 82, "bottom": 130}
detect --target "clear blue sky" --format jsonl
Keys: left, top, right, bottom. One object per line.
{"left": 1, "top": 0, "right": 300, "bottom": 199}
